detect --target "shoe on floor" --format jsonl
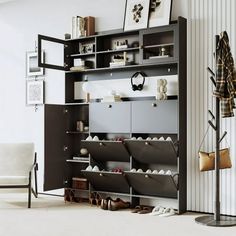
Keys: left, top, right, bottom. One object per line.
{"left": 85, "top": 165, "right": 92, "bottom": 171}
{"left": 138, "top": 206, "right": 153, "bottom": 214}
{"left": 92, "top": 165, "right": 99, "bottom": 171}
{"left": 159, "top": 207, "right": 176, "bottom": 217}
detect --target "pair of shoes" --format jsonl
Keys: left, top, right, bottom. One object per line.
{"left": 107, "top": 198, "right": 130, "bottom": 211}
{"left": 112, "top": 167, "right": 123, "bottom": 173}
{"left": 131, "top": 205, "right": 153, "bottom": 214}
{"left": 89, "top": 192, "right": 102, "bottom": 206}
{"left": 85, "top": 165, "right": 100, "bottom": 171}
{"left": 86, "top": 136, "right": 99, "bottom": 141}
{"left": 149, "top": 206, "right": 176, "bottom": 217}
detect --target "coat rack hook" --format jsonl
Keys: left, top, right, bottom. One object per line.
{"left": 207, "top": 67, "right": 215, "bottom": 77}
{"left": 219, "top": 131, "right": 227, "bottom": 144}
{"left": 210, "top": 76, "right": 216, "bottom": 87}
{"left": 208, "top": 120, "right": 216, "bottom": 131}
{"left": 208, "top": 110, "right": 215, "bottom": 120}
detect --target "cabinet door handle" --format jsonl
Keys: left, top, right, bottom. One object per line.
{"left": 108, "top": 104, "right": 112, "bottom": 108}
{"left": 152, "top": 103, "right": 157, "bottom": 107}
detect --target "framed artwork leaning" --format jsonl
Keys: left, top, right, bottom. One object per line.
{"left": 124, "top": 0, "right": 150, "bottom": 31}
{"left": 148, "top": 0, "right": 172, "bottom": 27}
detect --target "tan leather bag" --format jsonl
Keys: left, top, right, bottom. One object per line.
{"left": 199, "top": 148, "right": 232, "bottom": 171}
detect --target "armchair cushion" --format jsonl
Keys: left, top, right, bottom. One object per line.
{"left": 0, "top": 143, "right": 35, "bottom": 177}
{"left": 0, "top": 176, "right": 29, "bottom": 185}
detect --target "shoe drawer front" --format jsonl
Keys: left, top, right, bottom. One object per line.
{"left": 82, "top": 170, "right": 130, "bottom": 194}
{"left": 125, "top": 172, "right": 178, "bottom": 199}
{"left": 131, "top": 100, "right": 178, "bottom": 133}
{"left": 89, "top": 102, "right": 131, "bottom": 133}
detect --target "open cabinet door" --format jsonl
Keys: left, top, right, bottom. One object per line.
{"left": 44, "top": 104, "right": 68, "bottom": 191}
{"left": 38, "top": 34, "right": 70, "bottom": 71}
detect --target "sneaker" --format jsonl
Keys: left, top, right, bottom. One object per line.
{"left": 159, "top": 207, "right": 176, "bottom": 217}
{"left": 165, "top": 170, "right": 172, "bottom": 175}
{"left": 159, "top": 136, "right": 165, "bottom": 141}
{"left": 137, "top": 137, "right": 143, "bottom": 140}
{"left": 146, "top": 137, "right": 152, "bottom": 141}
{"left": 92, "top": 165, "right": 99, "bottom": 171}
{"left": 86, "top": 136, "right": 93, "bottom": 141}
{"left": 152, "top": 170, "right": 158, "bottom": 174}
{"left": 150, "top": 206, "right": 165, "bottom": 216}
{"left": 166, "top": 137, "right": 172, "bottom": 141}
{"left": 158, "top": 170, "right": 165, "bottom": 174}
{"left": 146, "top": 169, "right": 152, "bottom": 173}
{"left": 85, "top": 165, "right": 92, "bottom": 171}
{"left": 131, "top": 137, "right": 137, "bottom": 140}
{"left": 93, "top": 136, "right": 99, "bottom": 141}
{"left": 137, "top": 168, "right": 143, "bottom": 173}
{"left": 130, "top": 168, "right": 136, "bottom": 172}
{"left": 152, "top": 137, "right": 158, "bottom": 141}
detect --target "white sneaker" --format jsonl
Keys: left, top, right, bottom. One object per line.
{"left": 150, "top": 206, "right": 165, "bottom": 216}
{"left": 86, "top": 136, "right": 93, "bottom": 141}
{"left": 137, "top": 137, "right": 143, "bottom": 140}
{"left": 149, "top": 205, "right": 162, "bottom": 216}
{"left": 131, "top": 137, "right": 137, "bottom": 140}
{"left": 130, "top": 168, "right": 136, "bottom": 172}
{"left": 159, "top": 208, "right": 176, "bottom": 217}
{"left": 166, "top": 137, "right": 172, "bottom": 141}
{"left": 152, "top": 137, "right": 158, "bottom": 141}
{"left": 159, "top": 136, "right": 165, "bottom": 141}
{"left": 146, "top": 169, "right": 152, "bottom": 173}
{"left": 159, "top": 170, "right": 165, "bottom": 174}
{"left": 85, "top": 165, "right": 92, "bottom": 171}
{"left": 137, "top": 168, "right": 143, "bottom": 173}
{"left": 165, "top": 170, "right": 172, "bottom": 175}
{"left": 146, "top": 137, "right": 152, "bottom": 141}
{"left": 93, "top": 136, "right": 99, "bottom": 141}
{"left": 152, "top": 170, "right": 158, "bottom": 174}
{"left": 92, "top": 165, "right": 99, "bottom": 171}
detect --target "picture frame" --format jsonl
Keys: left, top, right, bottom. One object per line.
{"left": 26, "top": 80, "right": 44, "bottom": 105}
{"left": 124, "top": 0, "right": 150, "bottom": 31}
{"left": 148, "top": 0, "right": 172, "bottom": 27}
{"left": 26, "top": 51, "right": 45, "bottom": 77}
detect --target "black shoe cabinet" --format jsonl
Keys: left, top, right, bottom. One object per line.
{"left": 39, "top": 17, "right": 187, "bottom": 213}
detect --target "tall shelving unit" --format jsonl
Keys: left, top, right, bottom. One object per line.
{"left": 38, "top": 16, "right": 187, "bottom": 213}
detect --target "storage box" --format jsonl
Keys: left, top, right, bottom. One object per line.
{"left": 72, "top": 177, "right": 88, "bottom": 190}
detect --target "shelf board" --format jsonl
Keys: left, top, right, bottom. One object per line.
{"left": 66, "top": 159, "right": 89, "bottom": 163}
{"left": 65, "top": 102, "right": 89, "bottom": 106}
{"left": 96, "top": 47, "right": 140, "bottom": 55}
{"left": 144, "top": 43, "right": 174, "bottom": 49}
{"left": 92, "top": 190, "right": 131, "bottom": 197}
{"left": 68, "top": 52, "right": 95, "bottom": 58}
{"left": 65, "top": 61, "right": 178, "bottom": 74}
{"left": 66, "top": 131, "right": 89, "bottom": 134}
{"left": 65, "top": 187, "right": 90, "bottom": 192}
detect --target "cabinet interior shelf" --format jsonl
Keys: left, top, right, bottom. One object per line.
{"left": 66, "top": 61, "right": 177, "bottom": 74}
{"left": 66, "top": 159, "right": 89, "bottom": 163}
{"left": 66, "top": 131, "right": 89, "bottom": 134}
{"left": 96, "top": 47, "right": 140, "bottom": 54}
{"left": 69, "top": 52, "right": 95, "bottom": 58}
{"left": 143, "top": 43, "right": 174, "bottom": 49}
{"left": 65, "top": 187, "right": 90, "bottom": 193}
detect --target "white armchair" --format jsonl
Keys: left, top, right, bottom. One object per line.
{"left": 0, "top": 143, "right": 38, "bottom": 208}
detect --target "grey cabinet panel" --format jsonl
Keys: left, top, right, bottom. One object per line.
{"left": 89, "top": 102, "right": 131, "bottom": 133}
{"left": 132, "top": 100, "right": 178, "bottom": 133}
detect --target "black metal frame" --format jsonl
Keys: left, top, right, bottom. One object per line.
{"left": 0, "top": 153, "right": 38, "bottom": 208}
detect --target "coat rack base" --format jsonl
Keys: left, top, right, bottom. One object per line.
{"left": 195, "top": 215, "right": 236, "bottom": 227}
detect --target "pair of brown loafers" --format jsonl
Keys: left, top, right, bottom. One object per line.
{"left": 101, "top": 197, "right": 130, "bottom": 211}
